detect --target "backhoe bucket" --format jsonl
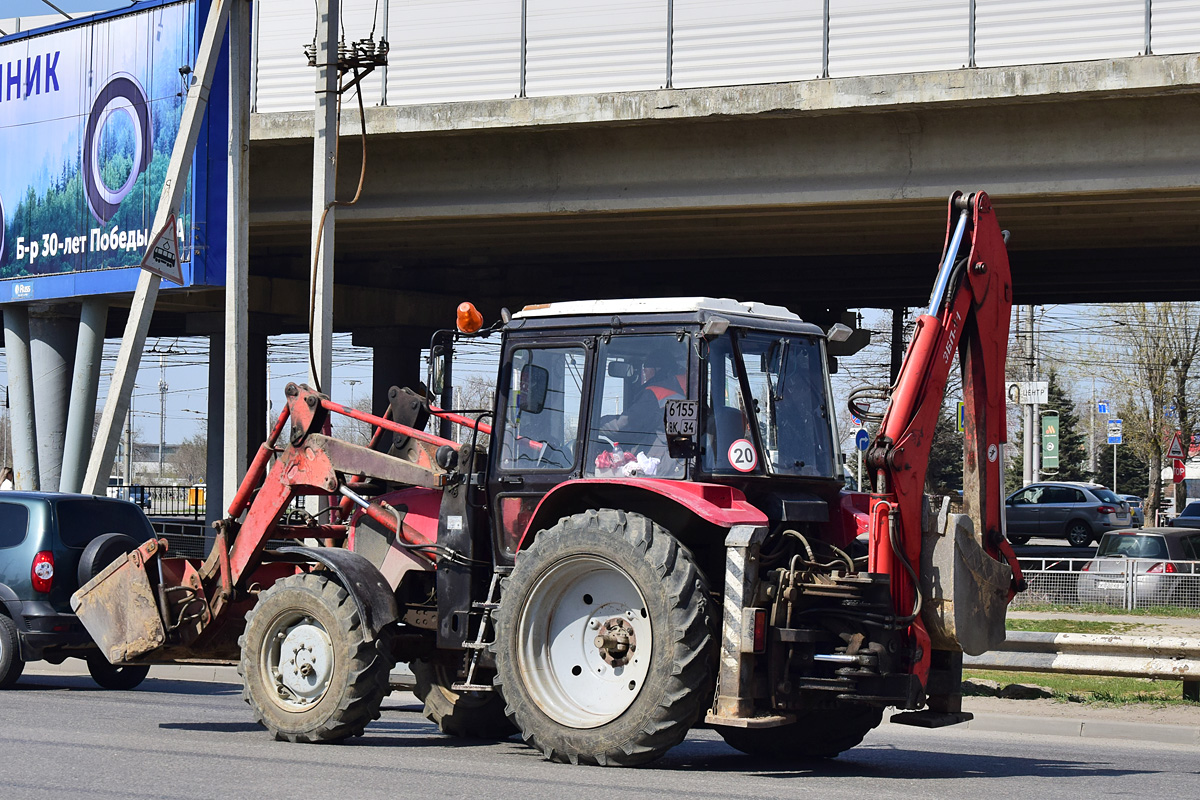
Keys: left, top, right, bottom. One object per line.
{"left": 70, "top": 538, "right": 167, "bottom": 664}
{"left": 920, "top": 512, "right": 1011, "bottom": 656}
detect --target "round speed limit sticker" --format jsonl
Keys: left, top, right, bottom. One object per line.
{"left": 727, "top": 439, "right": 758, "bottom": 472}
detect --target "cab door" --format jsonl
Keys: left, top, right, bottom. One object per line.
{"left": 489, "top": 339, "right": 592, "bottom": 563}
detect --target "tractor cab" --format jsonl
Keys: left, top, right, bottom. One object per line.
{"left": 447, "top": 298, "right": 845, "bottom": 559}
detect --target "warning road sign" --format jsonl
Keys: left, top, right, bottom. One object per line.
{"left": 139, "top": 212, "right": 183, "bottom": 285}
{"left": 1168, "top": 430, "right": 1186, "bottom": 460}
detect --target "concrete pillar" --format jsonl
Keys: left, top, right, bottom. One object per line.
{"left": 355, "top": 327, "right": 428, "bottom": 416}
{"left": 61, "top": 299, "right": 108, "bottom": 494}
{"left": 2, "top": 306, "right": 40, "bottom": 490}
{"left": 29, "top": 304, "right": 78, "bottom": 492}
{"left": 247, "top": 329, "right": 268, "bottom": 449}
{"left": 224, "top": 0, "right": 251, "bottom": 511}
{"left": 309, "top": 0, "right": 339, "bottom": 394}
{"left": 206, "top": 332, "right": 225, "bottom": 539}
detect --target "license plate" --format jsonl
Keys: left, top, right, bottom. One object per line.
{"left": 664, "top": 399, "right": 699, "bottom": 436}
{"left": 1096, "top": 581, "right": 1124, "bottom": 590}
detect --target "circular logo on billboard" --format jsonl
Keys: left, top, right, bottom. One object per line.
{"left": 83, "top": 73, "right": 153, "bottom": 223}
{"left": 727, "top": 439, "right": 758, "bottom": 472}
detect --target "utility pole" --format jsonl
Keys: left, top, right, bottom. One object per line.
{"left": 125, "top": 389, "right": 133, "bottom": 487}
{"left": 159, "top": 354, "right": 167, "bottom": 479}
{"left": 1028, "top": 304, "right": 1040, "bottom": 481}
{"left": 1089, "top": 377, "right": 1096, "bottom": 476}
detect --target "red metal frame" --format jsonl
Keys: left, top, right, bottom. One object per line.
{"left": 516, "top": 477, "right": 769, "bottom": 551}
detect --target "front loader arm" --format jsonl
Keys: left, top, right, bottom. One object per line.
{"left": 865, "top": 191, "right": 1022, "bottom": 683}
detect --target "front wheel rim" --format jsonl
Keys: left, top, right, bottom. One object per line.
{"left": 260, "top": 610, "right": 335, "bottom": 712}
{"left": 517, "top": 555, "right": 653, "bottom": 729}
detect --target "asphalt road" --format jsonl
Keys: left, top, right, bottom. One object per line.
{"left": 3, "top": 674, "right": 1198, "bottom": 800}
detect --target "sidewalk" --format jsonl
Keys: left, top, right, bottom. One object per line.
{"left": 23, "top": 660, "right": 1199, "bottom": 748}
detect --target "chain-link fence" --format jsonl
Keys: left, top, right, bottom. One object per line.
{"left": 1013, "top": 557, "right": 1200, "bottom": 611}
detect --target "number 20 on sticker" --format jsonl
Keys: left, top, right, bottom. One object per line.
{"left": 727, "top": 438, "right": 757, "bottom": 472}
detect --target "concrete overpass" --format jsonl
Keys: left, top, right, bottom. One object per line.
{"left": 229, "top": 53, "right": 1200, "bottom": 329}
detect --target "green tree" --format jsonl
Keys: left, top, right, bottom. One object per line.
{"left": 1043, "top": 368, "right": 1089, "bottom": 481}
{"left": 1096, "top": 443, "right": 1148, "bottom": 499}
{"left": 925, "top": 406, "right": 963, "bottom": 496}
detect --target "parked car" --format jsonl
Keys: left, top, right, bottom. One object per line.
{"left": 1077, "top": 528, "right": 1200, "bottom": 605}
{"left": 0, "top": 492, "right": 155, "bottom": 689}
{"left": 1119, "top": 495, "right": 1145, "bottom": 527}
{"left": 1168, "top": 501, "right": 1200, "bottom": 529}
{"left": 1005, "top": 481, "right": 1132, "bottom": 547}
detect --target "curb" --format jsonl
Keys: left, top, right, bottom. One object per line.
{"left": 23, "top": 662, "right": 1197, "bottom": 747}
{"left": 23, "top": 660, "right": 417, "bottom": 691}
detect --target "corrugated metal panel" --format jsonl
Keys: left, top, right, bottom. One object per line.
{"left": 255, "top": 0, "right": 318, "bottom": 113}
{"left": 386, "top": 0, "right": 521, "bottom": 105}
{"left": 828, "top": 0, "right": 968, "bottom": 78}
{"left": 526, "top": 0, "right": 667, "bottom": 97}
{"left": 672, "top": 0, "right": 822, "bottom": 89}
{"left": 255, "top": 0, "right": 383, "bottom": 114}
{"left": 1152, "top": 0, "right": 1200, "bottom": 55}
{"left": 975, "top": 0, "right": 1144, "bottom": 68}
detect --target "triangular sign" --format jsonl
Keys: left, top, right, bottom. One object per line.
{"left": 1168, "top": 430, "right": 1186, "bottom": 459}
{"left": 139, "top": 212, "right": 183, "bottom": 285}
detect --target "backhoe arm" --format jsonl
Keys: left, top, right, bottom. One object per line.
{"left": 865, "top": 191, "right": 1022, "bottom": 682}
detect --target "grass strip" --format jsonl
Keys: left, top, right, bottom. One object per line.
{"left": 964, "top": 669, "right": 1195, "bottom": 706}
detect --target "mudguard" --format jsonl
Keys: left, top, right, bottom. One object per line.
{"left": 274, "top": 546, "right": 400, "bottom": 642}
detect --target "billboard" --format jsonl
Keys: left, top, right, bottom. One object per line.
{"left": 0, "top": 0, "right": 226, "bottom": 302}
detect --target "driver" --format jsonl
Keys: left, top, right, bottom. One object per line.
{"left": 600, "top": 350, "right": 687, "bottom": 451}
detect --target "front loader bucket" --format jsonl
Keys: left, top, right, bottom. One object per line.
{"left": 70, "top": 538, "right": 167, "bottom": 664}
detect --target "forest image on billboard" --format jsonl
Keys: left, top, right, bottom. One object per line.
{"left": 0, "top": 1, "right": 194, "bottom": 282}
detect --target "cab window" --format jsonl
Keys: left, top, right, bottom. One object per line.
{"left": 585, "top": 334, "right": 688, "bottom": 479}
{"left": 499, "top": 346, "right": 585, "bottom": 471}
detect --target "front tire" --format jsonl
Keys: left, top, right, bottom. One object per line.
{"left": 1065, "top": 522, "right": 1093, "bottom": 548}
{"left": 0, "top": 615, "right": 24, "bottom": 688}
{"left": 493, "top": 509, "right": 714, "bottom": 766}
{"left": 1007, "top": 535, "right": 1031, "bottom": 546}
{"left": 238, "top": 573, "right": 392, "bottom": 742}
{"left": 412, "top": 659, "right": 516, "bottom": 739}
{"left": 86, "top": 652, "right": 150, "bottom": 690}
{"left": 718, "top": 707, "right": 884, "bottom": 760}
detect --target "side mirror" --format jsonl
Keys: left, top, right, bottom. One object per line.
{"left": 429, "top": 344, "right": 447, "bottom": 396}
{"left": 518, "top": 364, "right": 549, "bottom": 414}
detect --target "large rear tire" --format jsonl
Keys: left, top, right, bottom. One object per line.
{"left": 718, "top": 707, "right": 884, "bottom": 761}
{"left": 411, "top": 659, "right": 516, "bottom": 739}
{"left": 0, "top": 615, "right": 24, "bottom": 689}
{"left": 238, "top": 572, "right": 392, "bottom": 742}
{"left": 493, "top": 509, "right": 714, "bottom": 766}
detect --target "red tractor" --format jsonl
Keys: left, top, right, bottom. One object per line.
{"left": 74, "top": 191, "right": 1022, "bottom": 766}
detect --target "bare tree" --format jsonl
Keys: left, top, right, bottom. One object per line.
{"left": 169, "top": 423, "right": 208, "bottom": 484}
{"left": 1106, "top": 303, "right": 1200, "bottom": 518}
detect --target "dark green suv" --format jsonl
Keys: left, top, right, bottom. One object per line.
{"left": 0, "top": 492, "right": 155, "bottom": 689}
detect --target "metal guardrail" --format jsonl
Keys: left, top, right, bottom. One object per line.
{"left": 1014, "top": 557, "right": 1200, "bottom": 611}
{"left": 966, "top": 631, "right": 1200, "bottom": 699}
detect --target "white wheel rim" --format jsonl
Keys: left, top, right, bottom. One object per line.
{"left": 517, "top": 555, "right": 652, "bottom": 728}
{"left": 261, "top": 611, "right": 335, "bottom": 712}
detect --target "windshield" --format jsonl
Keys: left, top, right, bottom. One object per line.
{"left": 1182, "top": 503, "right": 1200, "bottom": 518}
{"left": 1092, "top": 488, "right": 1122, "bottom": 504}
{"left": 703, "top": 331, "right": 837, "bottom": 478}
{"left": 1097, "top": 534, "right": 1168, "bottom": 559}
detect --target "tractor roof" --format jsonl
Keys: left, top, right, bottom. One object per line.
{"left": 513, "top": 297, "right": 801, "bottom": 322}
